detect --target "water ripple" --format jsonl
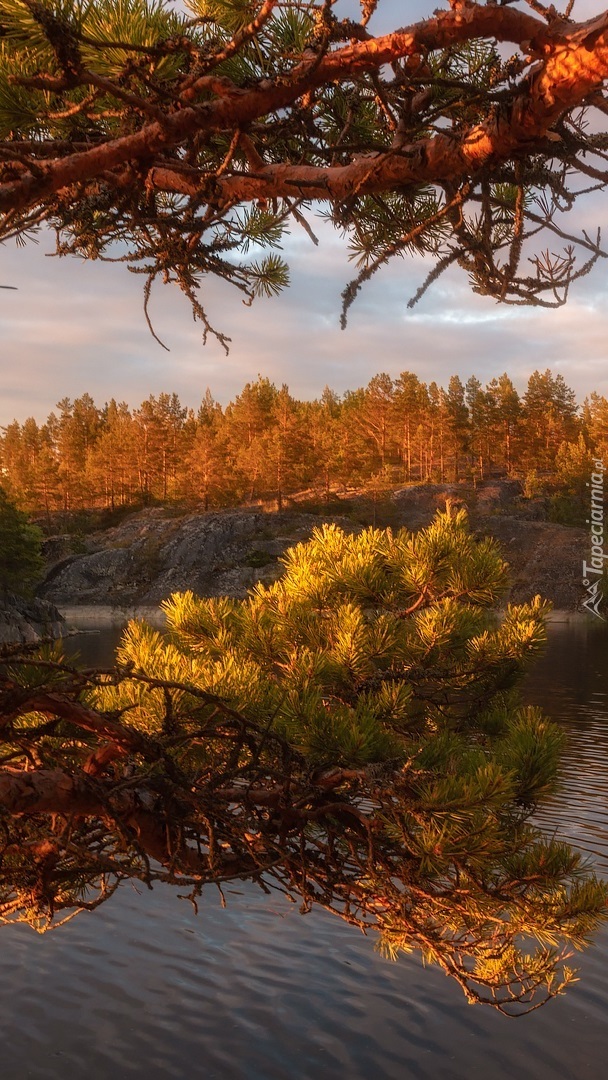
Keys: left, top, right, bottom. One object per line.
{"left": 0, "top": 625, "right": 607, "bottom": 1079}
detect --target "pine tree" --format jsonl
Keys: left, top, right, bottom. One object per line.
{"left": 224, "top": 377, "right": 278, "bottom": 502}
{"left": 0, "top": 485, "right": 43, "bottom": 597}
{"left": 548, "top": 434, "right": 595, "bottom": 526}
{"left": 2, "top": 370, "right": 607, "bottom": 515}
{"left": 185, "top": 391, "right": 230, "bottom": 509}
{"left": 522, "top": 371, "right": 579, "bottom": 471}
{"left": 1, "top": 2, "right": 608, "bottom": 340}
{"left": 394, "top": 372, "right": 425, "bottom": 483}
{"left": 131, "top": 394, "right": 187, "bottom": 503}
{"left": 355, "top": 373, "right": 397, "bottom": 475}
{"left": 263, "top": 384, "right": 306, "bottom": 510}
{"left": 88, "top": 399, "right": 138, "bottom": 510}
{"left": 304, "top": 388, "right": 346, "bottom": 498}
{"left": 465, "top": 375, "right": 492, "bottom": 479}
{"left": 2, "top": 506, "right": 605, "bottom": 1014}
{"left": 445, "top": 375, "right": 469, "bottom": 481}
{"left": 486, "top": 373, "right": 521, "bottom": 476}
{"left": 583, "top": 393, "right": 608, "bottom": 465}
{"left": 52, "top": 395, "right": 101, "bottom": 509}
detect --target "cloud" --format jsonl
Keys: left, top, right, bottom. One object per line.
{"left": 1, "top": 0, "right": 607, "bottom": 423}
{"left": 2, "top": 212, "right": 608, "bottom": 426}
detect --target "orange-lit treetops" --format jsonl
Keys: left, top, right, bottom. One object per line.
{"left": 1, "top": 370, "right": 605, "bottom": 513}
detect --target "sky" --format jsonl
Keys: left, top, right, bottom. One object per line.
{"left": 0, "top": 0, "right": 607, "bottom": 426}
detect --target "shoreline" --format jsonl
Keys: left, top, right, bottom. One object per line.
{"left": 58, "top": 603, "right": 598, "bottom": 632}
{"left": 544, "top": 610, "right": 597, "bottom": 624}
{"left": 60, "top": 605, "right": 167, "bottom": 630}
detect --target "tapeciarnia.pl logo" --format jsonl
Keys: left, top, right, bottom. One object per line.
{"left": 582, "top": 459, "right": 606, "bottom": 619}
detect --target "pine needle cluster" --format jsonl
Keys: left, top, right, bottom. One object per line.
{"left": 0, "top": 508, "right": 605, "bottom": 1011}
{"left": 65, "top": 506, "right": 605, "bottom": 1012}
{"left": 1, "top": 1, "right": 607, "bottom": 339}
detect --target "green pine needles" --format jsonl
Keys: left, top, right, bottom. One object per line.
{"left": 0, "top": 506, "right": 606, "bottom": 1010}
{"left": 0, "top": 484, "right": 44, "bottom": 598}
{"left": 76, "top": 505, "right": 605, "bottom": 1012}
{"left": 1, "top": 1, "right": 607, "bottom": 340}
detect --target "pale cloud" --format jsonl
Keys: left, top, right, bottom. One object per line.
{"left": 1, "top": 0, "right": 607, "bottom": 424}
{"left": 2, "top": 213, "right": 608, "bottom": 425}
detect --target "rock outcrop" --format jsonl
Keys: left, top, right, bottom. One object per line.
{"left": 0, "top": 593, "right": 66, "bottom": 645}
{"left": 38, "top": 508, "right": 349, "bottom": 607}
{"left": 390, "top": 484, "right": 587, "bottom": 611}
{"left": 37, "top": 484, "right": 590, "bottom": 613}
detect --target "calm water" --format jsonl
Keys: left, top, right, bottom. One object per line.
{"left": 1, "top": 620, "right": 607, "bottom": 1079}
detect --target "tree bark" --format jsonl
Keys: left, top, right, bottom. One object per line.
{"left": 2, "top": 7, "right": 608, "bottom": 216}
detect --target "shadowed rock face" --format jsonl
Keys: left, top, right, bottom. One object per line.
{"left": 0, "top": 593, "right": 65, "bottom": 645}
{"left": 478, "top": 516, "right": 586, "bottom": 611}
{"left": 388, "top": 486, "right": 587, "bottom": 611}
{"left": 37, "top": 485, "right": 589, "bottom": 613}
{"left": 38, "top": 509, "right": 335, "bottom": 607}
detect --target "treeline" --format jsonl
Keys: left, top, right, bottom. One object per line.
{"left": 1, "top": 370, "right": 607, "bottom": 516}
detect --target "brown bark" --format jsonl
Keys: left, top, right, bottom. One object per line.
{"left": 0, "top": 765, "right": 240, "bottom": 877}
{"left": 151, "top": 22, "right": 608, "bottom": 205}
{"left": 0, "top": 762, "right": 364, "bottom": 883}
{"left": 7, "top": 690, "right": 155, "bottom": 755}
{"left": 1, "top": 5, "right": 606, "bottom": 217}
{"left": 0, "top": 765, "right": 114, "bottom": 816}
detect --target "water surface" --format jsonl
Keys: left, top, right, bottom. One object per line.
{"left": 1, "top": 620, "right": 607, "bottom": 1079}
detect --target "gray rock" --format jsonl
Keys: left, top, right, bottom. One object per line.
{"left": 37, "top": 485, "right": 591, "bottom": 613}
{"left": 0, "top": 593, "right": 66, "bottom": 645}
{"left": 38, "top": 509, "right": 325, "bottom": 606}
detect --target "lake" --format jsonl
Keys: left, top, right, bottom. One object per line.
{"left": 0, "top": 617, "right": 607, "bottom": 1079}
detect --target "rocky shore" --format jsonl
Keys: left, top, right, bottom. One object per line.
{"left": 35, "top": 482, "right": 590, "bottom": 617}
{"left": 0, "top": 593, "right": 66, "bottom": 645}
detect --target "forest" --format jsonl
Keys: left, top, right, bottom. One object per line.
{"left": 1, "top": 368, "right": 606, "bottom": 519}
{"left": 3, "top": 0, "right": 608, "bottom": 1034}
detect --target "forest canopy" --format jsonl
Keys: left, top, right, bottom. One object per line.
{"left": 1, "top": 368, "right": 604, "bottom": 518}
{"left": 1, "top": 0, "right": 608, "bottom": 342}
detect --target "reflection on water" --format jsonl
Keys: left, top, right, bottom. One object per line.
{"left": 0, "top": 620, "right": 607, "bottom": 1079}
{"left": 524, "top": 620, "right": 608, "bottom": 875}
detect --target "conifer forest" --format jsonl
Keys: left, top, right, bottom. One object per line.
{"left": 2, "top": 0, "right": 608, "bottom": 1059}
{"left": 1, "top": 368, "right": 606, "bottom": 517}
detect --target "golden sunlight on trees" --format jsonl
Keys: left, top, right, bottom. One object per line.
{"left": 1, "top": 1, "right": 608, "bottom": 343}
{"left": 1, "top": 509, "right": 606, "bottom": 1012}
{"left": 1, "top": 369, "right": 604, "bottom": 516}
